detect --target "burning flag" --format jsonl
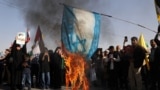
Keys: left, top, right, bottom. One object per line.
{"left": 61, "top": 44, "right": 89, "bottom": 90}
{"left": 61, "top": 5, "right": 101, "bottom": 60}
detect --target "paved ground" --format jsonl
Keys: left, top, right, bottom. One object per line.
{"left": 0, "top": 81, "right": 147, "bottom": 90}
{"left": 0, "top": 85, "right": 105, "bottom": 90}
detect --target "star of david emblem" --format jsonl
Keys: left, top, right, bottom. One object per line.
{"left": 72, "top": 35, "right": 86, "bottom": 53}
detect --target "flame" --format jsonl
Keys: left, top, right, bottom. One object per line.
{"left": 63, "top": 51, "right": 89, "bottom": 90}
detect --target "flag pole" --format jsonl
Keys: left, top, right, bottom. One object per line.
{"left": 60, "top": 3, "right": 156, "bottom": 33}
{"left": 100, "top": 13, "right": 157, "bottom": 33}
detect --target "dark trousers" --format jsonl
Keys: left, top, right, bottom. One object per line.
{"left": 141, "top": 65, "right": 149, "bottom": 90}
{"left": 61, "top": 69, "right": 66, "bottom": 86}
{"left": 150, "top": 64, "right": 160, "bottom": 90}
{"left": 0, "top": 62, "right": 4, "bottom": 84}
{"left": 108, "top": 69, "right": 118, "bottom": 90}
{"left": 10, "top": 68, "right": 22, "bottom": 90}
{"left": 2, "top": 65, "right": 10, "bottom": 84}
{"left": 31, "top": 64, "right": 40, "bottom": 88}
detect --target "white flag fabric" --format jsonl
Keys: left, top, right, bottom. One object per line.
{"left": 32, "top": 41, "right": 41, "bottom": 55}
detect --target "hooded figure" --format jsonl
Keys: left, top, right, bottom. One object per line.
{"left": 52, "top": 47, "right": 62, "bottom": 89}
{"left": 10, "top": 40, "right": 26, "bottom": 90}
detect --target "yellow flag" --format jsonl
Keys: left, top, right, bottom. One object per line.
{"left": 138, "top": 34, "right": 150, "bottom": 70}
{"left": 138, "top": 34, "right": 148, "bottom": 50}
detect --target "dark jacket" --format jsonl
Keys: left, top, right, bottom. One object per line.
{"left": 154, "top": 33, "right": 160, "bottom": 47}
{"left": 107, "top": 51, "right": 119, "bottom": 70}
{"left": 154, "top": 46, "right": 160, "bottom": 67}
{"left": 133, "top": 45, "right": 146, "bottom": 68}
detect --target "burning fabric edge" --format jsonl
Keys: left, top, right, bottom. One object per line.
{"left": 60, "top": 4, "right": 101, "bottom": 90}
{"left": 61, "top": 47, "right": 89, "bottom": 90}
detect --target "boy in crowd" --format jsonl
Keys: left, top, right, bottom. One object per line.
{"left": 22, "top": 54, "right": 31, "bottom": 90}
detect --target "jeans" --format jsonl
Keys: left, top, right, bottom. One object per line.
{"left": 42, "top": 72, "right": 50, "bottom": 89}
{"left": 22, "top": 73, "right": 31, "bottom": 89}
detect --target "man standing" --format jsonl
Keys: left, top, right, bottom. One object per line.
{"left": 152, "top": 25, "right": 160, "bottom": 89}
{"left": 151, "top": 25, "right": 160, "bottom": 90}
{"left": 106, "top": 46, "right": 120, "bottom": 90}
{"left": 128, "top": 37, "right": 146, "bottom": 90}
{"left": 149, "top": 39, "right": 159, "bottom": 89}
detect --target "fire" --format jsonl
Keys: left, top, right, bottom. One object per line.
{"left": 62, "top": 51, "right": 89, "bottom": 90}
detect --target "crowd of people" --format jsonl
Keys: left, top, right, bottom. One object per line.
{"left": 0, "top": 42, "right": 65, "bottom": 90}
{"left": 0, "top": 26, "right": 160, "bottom": 90}
{"left": 91, "top": 37, "right": 146, "bottom": 90}
{"left": 90, "top": 26, "right": 160, "bottom": 90}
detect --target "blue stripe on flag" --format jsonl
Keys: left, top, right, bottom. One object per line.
{"left": 87, "top": 13, "right": 101, "bottom": 58}
{"left": 61, "top": 5, "right": 101, "bottom": 60}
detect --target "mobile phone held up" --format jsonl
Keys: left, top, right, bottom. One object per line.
{"left": 124, "top": 36, "right": 128, "bottom": 42}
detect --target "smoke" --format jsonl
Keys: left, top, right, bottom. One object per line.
{"left": 13, "top": 0, "right": 114, "bottom": 50}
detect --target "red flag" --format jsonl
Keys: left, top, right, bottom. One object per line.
{"left": 33, "top": 26, "right": 45, "bottom": 53}
{"left": 34, "top": 26, "right": 43, "bottom": 42}
{"left": 26, "top": 29, "right": 30, "bottom": 43}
